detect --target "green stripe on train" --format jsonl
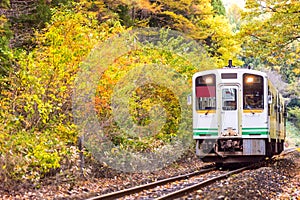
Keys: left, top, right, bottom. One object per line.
{"left": 242, "top": 131, "right": 269, "bottom": 135}
{"left": 242, "top": 128, "right": 268, "bottom": 130}
{"left": 193, "top": 128, "right": 218, "bottom": 136}
{"left": 193, "top": 132, "right": 218, "bottom": 136}
{"left": 193, "top": 127, "right": 269, "bottom": 136}
{"left": 242, "top": 128, "right": 268, "bottom": 135}
{"left": 194, "top": 128, "right": 267, "bottom": 130}
{"left": 194, "top": 132, "right": 268, "bottom": 136}
{"left": 193, "top": 128, "right": 218, "bottom": 130}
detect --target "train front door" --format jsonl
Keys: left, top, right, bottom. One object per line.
{"left": 219, "top": 85, "right": 240, "bottom": 136}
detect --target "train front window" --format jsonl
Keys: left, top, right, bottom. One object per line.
{"left": 195, "top": 74, "right": 216, "bottom": 110}
{"left": 222, "top": 88, "right": 237, "bottom": 110}
{"left": 243, "top": 74, "right": 264, "bottom": 110}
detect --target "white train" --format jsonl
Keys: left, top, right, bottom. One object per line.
{"left": 192, "top": 64, "right": 286, "bottom": 164}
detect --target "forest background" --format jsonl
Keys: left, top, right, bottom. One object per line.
{"left": 0, "top": 0, "right": 299, "bottom": 184}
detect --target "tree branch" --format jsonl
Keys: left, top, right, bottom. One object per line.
{"left": 250, "top": 34, "right": 271, "bottom": 43}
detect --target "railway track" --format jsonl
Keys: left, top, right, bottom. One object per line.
{"left": 86, "top": 148, "right": 297, "bottom": 200}
{"left": 155, "top": 165, "right": 251, "bottom": 200}
{"left": 87, "top": 166, "right": 215, "bottom": 200}
{"left": 86, "top": 165, "right": 252, "bottom": 200}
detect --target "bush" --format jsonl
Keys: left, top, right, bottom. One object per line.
{"left": 0, "top": 4, "right": 124, "bottom": 181}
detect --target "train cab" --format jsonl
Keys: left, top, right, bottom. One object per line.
{"left": 193, "top": 67, "right": 286, "bottom": 163}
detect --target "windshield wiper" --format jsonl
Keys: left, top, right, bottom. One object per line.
{"left": 245, "top": 105, "right": 255, "bottom": 115}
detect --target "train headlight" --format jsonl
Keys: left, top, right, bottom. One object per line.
{"left": 205, "top": 76, "right": 213, "bottom": 84}
{"left": 245, "top": 76, "right": 254, "bottom": 83}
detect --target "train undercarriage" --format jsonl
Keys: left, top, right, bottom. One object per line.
{"left": 196, "top": 138, "right": 285, "bottom": 164}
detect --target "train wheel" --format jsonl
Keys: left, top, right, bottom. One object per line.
{"left": 216, "top": 162, "right": 223, "bottom": 169}
{"left": 278, "top": 140, "right": 284, "bottom": 153}
{"left": 266, "top": 140, "right": 275, "bottom": 157}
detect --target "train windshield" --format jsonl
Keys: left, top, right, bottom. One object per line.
{"left": 243, "top": 73, "right": 264, "bottom": 110}
{"left": 222, "top": 88, "right": 237, "bottom": 110}
{"left": 195, "top": 74, "right": 216, "bottom": 110}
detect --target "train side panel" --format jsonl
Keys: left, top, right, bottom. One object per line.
{"left": 268, "top": 81, "right": 286, "bottom": 154}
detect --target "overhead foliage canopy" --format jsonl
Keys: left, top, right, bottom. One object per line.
{"left": 96, "top": 0, "right": 242, "bottom": 67}
{"left": 240, "top": 0, "right": 300, "bottom": 74}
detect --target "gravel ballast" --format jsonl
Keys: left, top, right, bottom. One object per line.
{"left": 193, "top": 150, "right": 300, "bottom": 199}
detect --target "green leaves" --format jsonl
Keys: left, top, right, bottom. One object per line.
{"left": 0, "top": 0, "right": 245, "bottom": 180}
{"left": 0, "top": 131, "right": 63, "bottom": 181}
{"left": 211, "top": 0, "right": 226, "bottom": 16}
{"left": 0, "top": 15, "right": 13, "bottom": 91}
{"left": 0, "top": 3, "right": 125, "bottom": 180}
{"left": 240, "top": 0, "right": 300, "bottom": 68}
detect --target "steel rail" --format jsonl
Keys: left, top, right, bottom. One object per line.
{"left": 86, "top": 166, "right": 216, "bottom": 200}
{"left": 281, "top": 147, "right": 297, "bottom": 155}
{"left": 155, "top": 165, "right": 252, "bottom": 200}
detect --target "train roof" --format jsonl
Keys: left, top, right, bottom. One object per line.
{"left": 193, "top": 68, "right": 267, "bottom": 78}
{"left": 192, "top": 67, "right": 282, "bottom": 98}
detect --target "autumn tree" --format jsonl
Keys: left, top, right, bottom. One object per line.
{"left": 0, "top": 0, "right": 243, "bottom": 181}
{"left": 0, "top": 1, "right": 125, "bottom": 181}
{"left": 240, "top": 0, "right": 300, "bottom": 128}
{"left": 90, "top": 0, "right": 242, "bottom": 67}
{"left": 240, "top": 0, "right": 299, "bottom": 74}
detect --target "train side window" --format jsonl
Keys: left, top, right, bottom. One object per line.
{"left": 195, "top": 74, "right": 216, "bottom": 110}
{"left": 268, "top": 94, "right": 272, "bottom": 104}
{"left": 268, "top": 91, "right": 273, "bottom": 116}
{"left": 243, "top": 74, "right": 264, "bottom": 110}
{"left": 279, "top": 107, "right": 282, "bottom": 123}
{"left": 278, "top": 97, "right": 282, "bottom": 123}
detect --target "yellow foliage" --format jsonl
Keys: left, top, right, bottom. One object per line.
{"left": 293, "top": 68, "right": 300, "bottom": 75}
{"left": 241, "top": 0, "right": 300, "bottom": 67}
{"left": 161, "top": 11, "right": 196, "bottom": 32}
{"left": 199, "top": 15, "right": 243, "bottom": 67}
